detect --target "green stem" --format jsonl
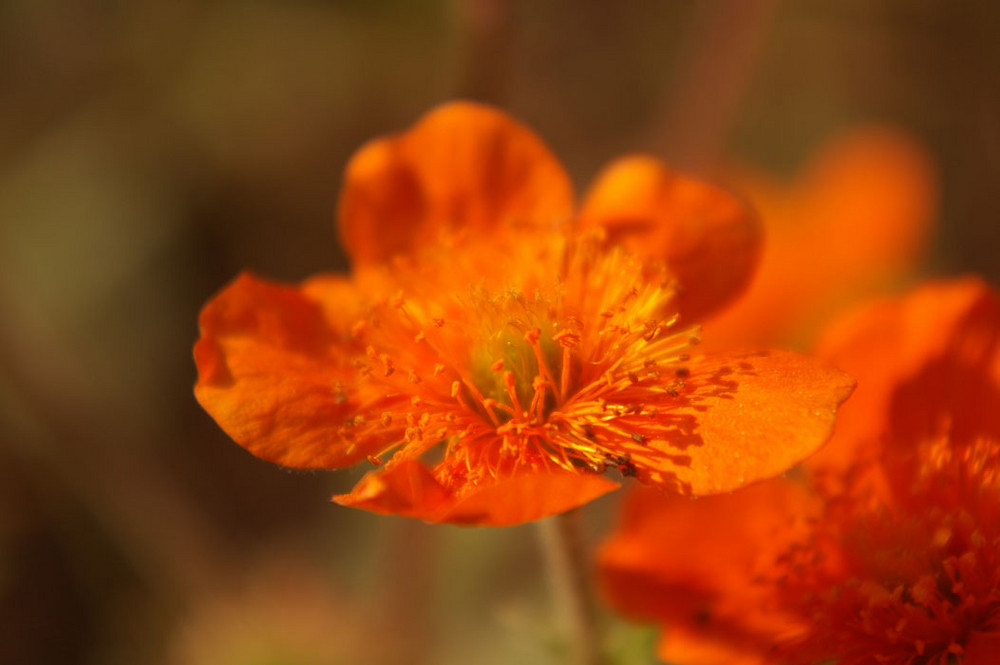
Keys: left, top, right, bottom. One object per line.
{"left": 537, "top": 510, "right": 603, "bottom": 665}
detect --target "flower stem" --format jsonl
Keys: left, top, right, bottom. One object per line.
{"left": 537, "top": 510, "right": 604, "bottom": 665}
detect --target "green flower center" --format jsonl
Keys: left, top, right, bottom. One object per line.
{"left": 470, "top": 323, "right": 564, "bottom": 422}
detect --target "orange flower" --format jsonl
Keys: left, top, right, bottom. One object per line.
{"left": 598, "top": 277, "right": 1000, "bottom": 664}
{"left": 705, "top": 127, "right": 937, "bottom": 349}
{"left": 194, "top": 102, "right": 854, "bottom": 526}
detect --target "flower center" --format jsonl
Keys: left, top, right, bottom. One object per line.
{"left": 470, "top": 323, "right": 565, "bottom": 423}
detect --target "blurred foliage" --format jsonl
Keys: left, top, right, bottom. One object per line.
{"left": 0, "top": 1, "right": 998, "bottom": 663}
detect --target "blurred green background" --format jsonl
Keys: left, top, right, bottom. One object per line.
{"left": 1, "top": 1, "right": 998, "bottom": 663}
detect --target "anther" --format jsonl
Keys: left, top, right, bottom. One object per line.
{"left": 491, "top": 359, "right": 505, "bottom": 372}
{"left": 408, "top": 370, "right": 421, "bottom": 384}
{"left": 503, "top": 371, "right": 517, "bottom": 391}
{"left": 379, "top": 413, "right": 393, "bottom": 427}
{"left": 502, "top": 371, "right": 525, "bottom": 413}
{"left": 433, "top": 363, "right": 446, "bottom": 377}
{"left": 496, "top": 422, "right": 518, "bottom": 435}
{"left": 553, "top": 329, "right": 580, "bottom": 348}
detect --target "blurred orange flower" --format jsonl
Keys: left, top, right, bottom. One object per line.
{"left": 598, "top": 277, "right": 1000, "bottom": 664}
{"left": 194, "top": 102, "right": 853, "bottom": 526}
{"left": 705, "top": 127, "right": 937, "bottom": 349}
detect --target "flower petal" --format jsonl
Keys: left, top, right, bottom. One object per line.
{"left": 338, "top": 101, "right": 574, "bottom": 264}
{"left": 332, "top": 459, "right": 451, "bottom": 517}
{"left": 622, "top": 349, "right": 854, "bottom": 495}
{"left": 438, "top": 469, "right": 618, "bottom": 526}
{"left": 705, "top": 127, "right": 936, "bottom": 348}
{"left": 814, "top": 276, "right": 1000, "bottom": 470}
{"left": 656, "top": 628, "right": 769, "bottom": 665}
{"left": 579, "top": 155, "right": 761, "bottom": 322}
{"left": 966, "top": 630, "right": 1000, "bottom": 665}
{"left": 194, "top": 272, "right": 392, "bottom": 469}
{"left": 598, "top": 484, "right": 815, "bottom": 662}
{"left": 334, "top": 460, "right": 618, "bottom": 526}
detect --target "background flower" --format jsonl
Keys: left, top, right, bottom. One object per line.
{"left": 598, "top": 278, "right": 1000, "bottom": 664}
{"left": 705, "top": 127, "right": 938, "bottom": 349}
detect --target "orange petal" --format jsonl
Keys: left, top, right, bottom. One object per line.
{"left": 194, "top": 272, "right": 391, "bottom": 469}
{"left": 598, "top": 484, "right": 814, "bottom": 661}
{"left": 656, "top": 628, "right": 769, "bottom": 665}
{"left": 599, "top": 484, "right": 816, "bottom": 613}
{"left": 705, "top": 127, "right": 937, "bottom": 348}
{"left": 338, "top": 101, "right": 574, "bottom": 264}
{"left": 439, "top": 469, "right": 618, "bottom": 526}
{"left": 579, "top": 155, "right": 761, "bottom": 323}
{"left": 332, "top": 459, "right": 451, "bottom": 517}
{"left": 622, "top": 349, "right": 854, "bottom": 495}
{"left": 334, "top": 460, "right": 618, "bottom": 526}
{"left": 814, "top": 276, "right": 1000, "bottom": 470}
{"left": 802, "top": 127, "right": 936, "bottom": 275}
{"left": 966, "top": 630, "right": 1000, "bottom": 665}
{"left": 300, "top": 273, "right": 368, "bottom": 329}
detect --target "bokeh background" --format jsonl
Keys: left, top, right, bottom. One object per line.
{"left": 2, "top": 1, "right": 998, "bottom": 663}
